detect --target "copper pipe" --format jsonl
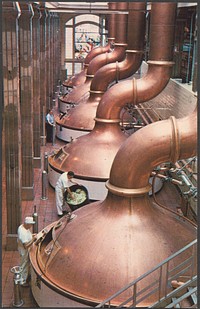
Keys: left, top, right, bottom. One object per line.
{"left": 60, "top": 2, "right": 128, "bottom": 106}
{"left": 90, "top": 2, "right": 146, "bottom": 91}
{"left": 63, "top": 38, "right": 115, "bottom": 89}
{"left": 96, "top": 2, "right": 177, "bottom": 120}
{"left": 62, "top": 2, "right": 117, "bottom": 88}
{"left": 108, "top": 108, "right": 197, "bottom": 191}
{"left": 52, "top": 2, "right": 178, "bottom": 182}
{"left": 59, "top": 42, "right": 127, "bottom": 105}
{"left": 82, "top": 1, "right": 128, "bottom": 76}
{"left": 35, "top": 108, "right": 197, "bottom": 305}
{"left": 58, "top": 2, "right": 146, "bottom": 130}
{"left": 83, "top": 2, "right": 117, "bottom": 65}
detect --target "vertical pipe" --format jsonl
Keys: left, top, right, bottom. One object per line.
{"left": 10, "top": 266, "right": 24, "bottom": 307}
{"left": 43, "top": 152, "right": 48, "bottom": 173}
{"left": 32, "top": 205, "right": 38, "bottom": 233}
{"left": 41, "top": 170, "right": 48, "bottom": 200}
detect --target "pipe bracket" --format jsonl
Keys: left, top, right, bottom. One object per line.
{"left": 106, "top": 181, "right": 152, "bottom": 197}
{"left": 94, "top": 118, "right": 121, "bottom": 123}
{"left": 147, "top": 60, "right": 175, "bottom": 66}
{"left": 170, "top": 116, "right": 180, "bottom": 163}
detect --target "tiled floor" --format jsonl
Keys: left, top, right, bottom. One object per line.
{"left": 1, "top": 121, "right": 187, "bottom": 308}
{"left": 2, "top": 135, "right": 66, "bottom": 307}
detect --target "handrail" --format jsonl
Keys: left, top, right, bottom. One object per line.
{"left": 96, "top": 239, "right": 197, "bottom": 308}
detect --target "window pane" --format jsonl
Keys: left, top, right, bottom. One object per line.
{"left": 65, "top": 63, "right": 72, "bottom": 76}
{"left": 75, "top": 14, "right": 99, "bottom": 24}
{"left": 65, "top": 28, "right": 73, "bottom": 58}
{"left": 74, "top": 63, "right": 82, "bottom": 73}
{"left": 66, "top": 19, "right": 73, "bottom": 26}
{"left": 75, "top": 23, "right": 100, "bottom": 59}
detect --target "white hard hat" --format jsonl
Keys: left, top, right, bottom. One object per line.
{"left": 24, "top": 216, "right": 35, "bottom": 224}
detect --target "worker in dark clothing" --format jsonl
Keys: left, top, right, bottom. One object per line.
{"left": 46, "top": 109, "right": 54, "bottom": 142}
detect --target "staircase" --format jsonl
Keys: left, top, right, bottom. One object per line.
{"left": 96, "top": 239, "right": 197, "bottom": 308}
{"left": 149, "top": 275, "right": 197, "bottom": 308}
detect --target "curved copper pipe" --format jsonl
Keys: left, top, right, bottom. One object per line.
{"left": 84, "top": 2, "right": 128, "bottom": 76}
{"left": 96, "top": 63, "right": 173, "bottom": 119}
{"left": 63, "top": 38, "right": 115, "bottom": 89}
{"left": 36, "top": 111, "right": 197, "bottom": 305}
{"left": 96, "top": 2, "right": 177, "bottom": 119}
{"left": 57, "top": 3, "right": 145, "bottom": 130}
{"left": 63, "top": 2, "right": 117, "bottom": 88}
{"left": 90, "top": 2, "right": 146, "bottom": 91}
{"left": 52, "top": 2, "right": 178, "bottom": 181}
{"left": 60, "top": 2, "right": 128, "bottom": 105}
{"left": 83, "top": 2, "right": 117, "bottom": 65}
{"left": 108, "top": 107, "right": 197, "bottom": 191}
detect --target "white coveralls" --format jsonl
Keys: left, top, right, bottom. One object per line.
{"left": 55, "top": 172, "right": 74, "bottom": 215}
{"left": 17, "top": 224, "right": 33, "bottom": 284}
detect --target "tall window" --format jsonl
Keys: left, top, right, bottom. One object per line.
{"left": 65, "top": 14, "right": 107, "bottom": 76}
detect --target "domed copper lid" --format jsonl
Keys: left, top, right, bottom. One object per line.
{"left": 30, "top": 194, "right": 196, "bottom": 306}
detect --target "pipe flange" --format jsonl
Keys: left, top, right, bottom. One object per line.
{"left": 89, "top": 90, "right": 105, "bottom": 94}
{"left": 114, "top": 43, "right": 128, "bottom": 47}
{"left": 147, "top": 60, "right": 175, "bottom": 66}
{"left": 126, "top": 49, "right": 144, "bottom": 54}
{"left": 170, "top": 116, "right": 180, "bottom": 163}
{"left": 86, "top": 74, "right": 95, "bottom": 78}
{"left": 94, "top": 117, "right": 121, "bottom": 123}
{"left": 106, "top": 181, "right": 152, "bottom": 197}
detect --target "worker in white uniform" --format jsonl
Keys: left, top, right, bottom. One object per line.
{"left": 17, "top": 216, "right": 37, "bottom": 287}
{"left": 55, "top": 171, "right": 78, "bottom": 217}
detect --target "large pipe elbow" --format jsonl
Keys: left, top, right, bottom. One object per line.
{"left": 96, "top": 62, "right": 173, "bottom": 120}
{"left": 108, "top": 108, "right": 197, "bottom": 192}
{"left": 90, "top": 50, "right": 143, "bottom": 92}
{"left": 86, "top": 43, "right": 127, "bottom": 77}
{"left": 84, "top": 38, "right": 114, "bottom": 65}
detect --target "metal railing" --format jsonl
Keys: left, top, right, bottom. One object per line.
{"left": 96, "top": 239, "right": 197, "bottom": 308}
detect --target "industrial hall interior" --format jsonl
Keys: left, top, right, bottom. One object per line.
{"left": 2, "top": 1, "right": 198, "bottom": 308}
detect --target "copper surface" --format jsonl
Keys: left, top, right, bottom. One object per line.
{"left": 31, "top": 178, "right": 196, "bottom": 306}
{"left": 34, "top": 3, "right": 197, "bottom": 306}
{"left": 62, "top": 38, "right": 115, "bottom": 89}
{"left": 60, "top": 2, "right": 128, "bottom": 106}
{"left": 62, "top": 2, "right": 118, "bottom": 89}
{"left": 34, "top": 108, "right": 197, "bottom": 306}
{"left": 49, "top": 121, "right": 127, "bottom": 179}
{"left": 57, "top": 2, "right": 146, "bottom": 131}
{"left": 96, "top": 2, "right": 177, "bottom": 119}
{"left": 109, "top": 108, "right": 197, "bottom": 190}
{"left": 52, "top": 2, "right": 177, "bottom": 183}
